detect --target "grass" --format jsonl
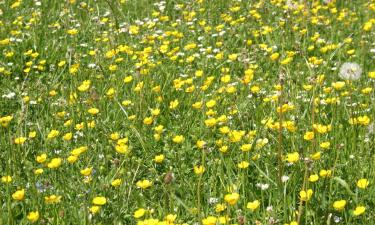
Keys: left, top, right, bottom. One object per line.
{"left": 0, "top": 0, "right": 374, "bottom": 224}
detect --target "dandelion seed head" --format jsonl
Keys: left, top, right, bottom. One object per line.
{"left": 339, "top": 62, "right": 362, "bottom": 80}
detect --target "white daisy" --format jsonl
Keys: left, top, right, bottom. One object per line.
{"left": 338, "top": 62, "right": 362, "bottom": 80}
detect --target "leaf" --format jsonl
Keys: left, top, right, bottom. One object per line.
{"left": 333, "top": 177, "right": 355, "bottom": 196}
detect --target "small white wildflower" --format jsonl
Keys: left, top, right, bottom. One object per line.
{"left": 2, "top": 92, "right": 16, "bottom": 99}
{"left": 281, "top": 175, "right": 290, "bottom": 182}
{"left": 256, "top": 183, "right": 269, "bottom": 190}
{"left": 334, "top": 216, "right": 341, "bottom": 223}
{"left": 208, "top": 197, "right": 218, "bottom": 204}
{"left": 339, "top": 62, "right": 362, "bottom": 80}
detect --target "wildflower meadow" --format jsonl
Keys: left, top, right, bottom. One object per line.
{"left": 0, "top": 0, "right": 374, "bottom": 224}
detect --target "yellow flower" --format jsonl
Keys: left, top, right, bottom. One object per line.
{"left": 28, "top": 131, "right": 37, "bottom": 138}
{"left": 202, "top": 216, "right": 217, "bottom": 225}
{"left": 240, "top": 144, "right": 252, "bottom": 152}
{"left": 14, "top": 137, "right": 27, "bottom": 145}
{"left": 303, "top": 131, "right": 314, "bottom": 141}
{"left": 332, "top": 81, "right": 345, "bottom": 90}
{"left": 308, "top": 174, "right": 319, "bottom": 182}
{"left": 129, "top": 25, "right": 139, "bottom": 34}
{"left": 47, "top": 158, "right": 62, "bottom": 169}
{"left": 67, "top": 155, "right": 78, "bottom": 163}
{"left": 299, "top": 189, "right": 313, "bottom": 201}
{"left": 353, "top": 206, "right": 366, "bottom": 216}
{"left": 12, "top": 189, "right": 25, "bottom": 201}
{"left": 151, "top": 108, "right": 160, "bottom": 116}
{"left": 247, "top": 200, "right": 260, "bottom": 211}
{"left": 136, "top": 180, "right": 152, "bottom": 189}
{"left": 34, "top": 168, "right": 44, "bottom": 175}
{"left": 133, "top": 208, "right": 146, "bottom": 218}
{"left": 192, "top": 101, "right": 203, "bottom": 109}
{"left": 319, "top": 169, "right": 332, "bottom": 178}
{"left": 143, "top": 117, "right": 153, "bottom": 125}
{"left": 0, "top": 115, "right": 13, "bottom": 127}
{"left": 111, "top": 179, "right": 122, "bottom": 187}
{"left": 115, "top": 144, "right": 129, "bottom": 154}
{"left": 228, "top": 53, "right": 238, "bottom": 61}
{"left": 363, "top": 21, "right": 372, "bottom": 31}
{"left": 0, "top": 38, "right": 10, "bottom": 45}
{"left": 311, "top": 151, "right": 321, "bottom": 160}
{"left": 194, "top": 165, "right": 205, "bottom": 175}
{"left": 357, "top": 179, "right": 369, "bottom": 189}
{"left": 206, "top": 99, "right": 216, "bottom": 108}
{"left": 224, "top": 193, "right": 240, "bottom": 205}
{"left": 45, "top": 195, "right": 62, "bottom": 204}
{"left": 106, "top": 88, "right": 116, "bottom": 98}
{"left": 238, "top": 161, "right": 249, "bottom": 169}
{"left": 357, "top": 116, "right": 370, "bottom": 126}
{"left": 78, "top": 80, "right": 91, "bottom": 92}
{"left": 36, "top": 153, "right": 47, "bottom": 163}
{"left": 270, "top": 52, "right": 280, "bottom": 61}
{"left": 80, "top": 167, "right": 93, "bottom": 176}
{"left": 172, "top": 135, "right": 184, "bottom": 144}
{"left": 92, "top": 196, "right": 107, "bottom": 205}
{"left": 154, "top": 154, "right": 165, "bottom": 163}
{"left": 123, "top": 75, "right": 133, "bottom": 83}
{"left": 1, "top": 175, "right": 12, "bottom": 183}
{"left": 285, "top": 152, "right": 299, "bottom": 163}
{"left": 108, "top": 64, "right": 117, "bottom": 71}
{"left": 71, "top": 146, "right": 88, "bottom": 156}
{"left": 27, "top": 211, "right": 39, "bottom": 223}
{"left": 90, "top": 205, "right": 101, "bottom": 214}
{"left": 204, "top": 118, "right": 217, "bottom": 127}
{"left": 320, "top": 141, "right": 330, "bottom": 149}
{"left": 63, "top": 132, "right": 73, "bottom": 141}
{"left": 215, "top": 203, "right": 226, "bottom": 213}
{"left": 169, "top": 99, "right": 179, "bottom": 109}
{"left": 47, "top": 130, "right": 59, "bottom": 139}
{"left": 333, "top": 200, "right": 346, "bottom": 211}
{"left": 88, "top": 108, "right": 99, "bottom": 115}
{"left": 67, "top": 28, "right": 78, "bottom": 35}
{"left": 165, "top": 214, "right": 177, "bottom": 222}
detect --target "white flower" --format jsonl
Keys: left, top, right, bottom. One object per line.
{"left": 339, "top": 62, "right": 362, "bottom": 80}
{"left": 2, "top": 92, "right": 16, "bottom": 99}
{"left": 256, "top": 183, "right": 270, "bottom": 190}
{"left": 208, "top": 197, "right": 218, "bottom": 204}
{"left": 281, "top": 175, "right": 290, "bottom": 182}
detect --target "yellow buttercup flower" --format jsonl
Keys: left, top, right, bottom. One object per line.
{"left": 154, "top": 154, "right": 165, "bottom": 163}
{"left": 136, "top": 180, "right": 152, "bottom": 189}
{"left": 353, "top": 206, "right": 366, "bottom": 216}
{"left": 299, "top": 189, "right": 313, "bottom": 201}
{"left": 45, "top": 195, "right": 62, "bottom": 204}
{"left": 111, "top": 179, "right": 122, "bottom": 187}
{"left": 247, "top": 200, "right": 260, "bottom": 211}
{"left": 1, "top": 175, "right": 12, "bottom": 183}
{"left": 47, "top": 158, "right": 62, "bottom": 169}
{"left": 134, "top": 208, "right": 146, "bottom": 218}
{"left": 92, "top": 196, "right": 107, "bottom": 205}
{"left": 285, "top": 152, "right": 299, "bottom": 163}
{"left": 303, "top": 131, "right": 314, "bottom": 141}
{"left": 27, "top": 211, "right": 39, "bottom": 223}
{"left": 357, "top": 179, "right": 369, "bottom": 189}
{"left": 194, "top": 165, "right": 205, "bottom": 175}
{"left": 333, "top": 200, "right": 346, "bottom": 211}
{"left": 224, "top": 193, "right": 239, "bottom": 205}
{"left": 202, "top": 216, "right": 217, "bottom": 225}
{"left": 12, "top": 189, "right": 25, "bottom": 201}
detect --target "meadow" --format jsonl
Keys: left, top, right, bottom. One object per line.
{"left": 0, "top": 0, "right": 374, "bottom": 224}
